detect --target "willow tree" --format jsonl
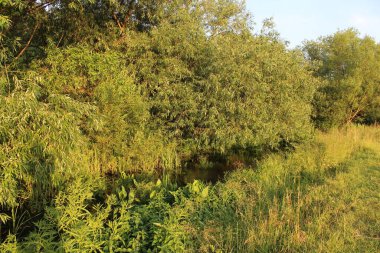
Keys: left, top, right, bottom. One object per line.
{"left": 113, "top": 1, "right": 317, "bottom": 157}
{"left": 0, "top": 0, "right": 322, "bottom": 247}
{"left": 1, "top": 0, "right": 319, "bottom": 197}
{"left": 304, "top": 29, "right": 380, "bottom": 129}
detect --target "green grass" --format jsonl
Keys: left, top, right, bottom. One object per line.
{"left": 193, "top": 125, "right": 380, "bottom": 252}
{"left": 300, "top": 149, "right": 380, "bottom": 252}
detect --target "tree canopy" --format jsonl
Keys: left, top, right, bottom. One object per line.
{"left": 304, "top": 29, "right": 380, "bottom": 129}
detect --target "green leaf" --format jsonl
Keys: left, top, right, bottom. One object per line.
{"left": 0, "top": 213, "right": 10, "bottom": 224}
{"left": 201, "top": 187, "right": 209, "bottom": 198}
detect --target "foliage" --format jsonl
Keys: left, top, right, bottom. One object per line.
{"left": 304, "top": 29, "right": 380, "bottom": 129}
{"left": 2, "top": 125, "right": 379, "bottom": 252}
{"left": 113, "top": 4, "right": 316, "bottom": 155}
{"left": 0, "top": 0, "right": 379, "bottom": 252}
{"left": 0, "top": 78, "right": 94, "bottom": 211}
{"left": 31, "top": 45, "right": 176, "bottom": 173}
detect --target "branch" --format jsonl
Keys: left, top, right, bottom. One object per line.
{"left": 344, "top": 92, "right": 370, "bottom": 126}
{"left": 345, "top": 107, "right": 362, "bottom": 125}
{"left": 56, "top": 33, "right": 64, "bottom": 48}
{"left": 113, "top": 14, "right": 124, "bottom": 33}
{"left": 123, "top": 8, "right": 133, "bottom": 28}
{"left": 14, "top": 22, "right": 39, "bottom": 61}
{"left": 29, "top": 0, "right": 56, "bottom": 13}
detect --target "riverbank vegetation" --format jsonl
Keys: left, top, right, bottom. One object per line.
{"left": 1, "top": 1, "right": 379, "bottom": 252}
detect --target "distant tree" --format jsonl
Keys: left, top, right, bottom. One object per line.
{"left": 304, "top": 29, "right": 380, "bottom": 129}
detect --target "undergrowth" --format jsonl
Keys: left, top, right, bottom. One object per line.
{"left": 1, "top": 126, "right": 379, "bottom": 252}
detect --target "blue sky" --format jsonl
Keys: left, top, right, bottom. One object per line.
{"left": 245, "top": 0, "right": 380, "bottom": 47}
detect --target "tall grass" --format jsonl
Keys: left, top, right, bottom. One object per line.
{"left": 199, "top": 124, "right": 380, "bottom": 252}
{"left": 317, "top": 124, "right": 380, "bottom": 165}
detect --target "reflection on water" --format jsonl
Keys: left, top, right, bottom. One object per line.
{"left": 179, "top": 167, "right": 225, "bottom": 184}
{"left": 177, "top": 160, "right": 239, "bottom": 185}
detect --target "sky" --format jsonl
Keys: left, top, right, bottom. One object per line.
{"left": 245, "top": 0, "right": 380, "bottom": 47}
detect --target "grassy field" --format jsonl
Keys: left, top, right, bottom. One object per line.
{"left": 1, "top": 125, "right": 379, "bottom": 252}
{"left": 204, "top": 125, "right": 380, "bottom": 252}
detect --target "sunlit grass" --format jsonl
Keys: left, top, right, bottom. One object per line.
{"left": 317, "top": 124, "right": 380, "bottom": 166}
{"left": 202, "top": 124, "right": 380, "bottom": 252}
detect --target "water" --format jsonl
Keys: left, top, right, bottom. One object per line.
{"left": 177, "top": 159, "right": 244, "bottom": 185}
{"left": 179, "top": 166, "right": 227, "bottom": 184}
